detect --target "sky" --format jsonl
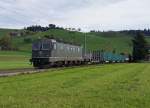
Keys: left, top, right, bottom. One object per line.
{"left": 0, "top": 0, "right": 150, "bottom": 31}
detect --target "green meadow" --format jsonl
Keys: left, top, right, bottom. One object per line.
{"left": 0, "top": 63, "right": 150, "bottom": 108}
{"left": 0, "top": 51, "right": 32, "bottom": 70}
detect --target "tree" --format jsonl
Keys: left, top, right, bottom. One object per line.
{"left": 112, "top": 49, "right": 116, "bottom": 54}
{"left": 0, "top": 35, "right": 12, "bottom": 50}
{"left": 24, "top": 37, "right": 32, "bottom": 43}
{"left": 132, "top": 32, "right": 148, "bottom": 61}
{"left": 128, "top": 54, "right": 133, "bottom": 63}
{"left": 48, "top": 24, "right": 56, "bottom": 29}
{"left": 78, "top": 28, "right": 81, "bottom": 32}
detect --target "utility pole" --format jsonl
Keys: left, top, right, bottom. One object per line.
{"left": 84, "top": 32, "right": 87, "bottom": 57}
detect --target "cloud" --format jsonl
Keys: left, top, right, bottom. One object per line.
{"left": 0, "top": 0, "right": 150, "bottom": 30}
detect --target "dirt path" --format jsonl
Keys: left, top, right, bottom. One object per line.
{"left": 0, "top": 68, "right": 46, "bottom": 77}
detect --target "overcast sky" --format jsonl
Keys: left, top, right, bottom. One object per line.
{"left": 0, "top": 0, "right": 150, "bottom": 31}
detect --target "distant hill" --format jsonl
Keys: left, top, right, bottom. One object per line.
{"left": 0, "top": 29, "right": 16, "bottom": 37}
{"left": 0, "top": 28, "right": 150, "bottom": 54}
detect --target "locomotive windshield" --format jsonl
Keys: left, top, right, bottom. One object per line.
{"left": 32, "top": 41, "right": 52, "bottom": 50}
{"left": 32, "top": 42, "right": 40, "bottom": 50}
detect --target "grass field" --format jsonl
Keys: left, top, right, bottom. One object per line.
{"left": 0, "top": 51, "right": 32, "bottom": 70}
{"left": 0, "top": 61, "right": 32, "bottom": 70}
{"left": 0, "top": 63, "right": 150, "bottom": 108}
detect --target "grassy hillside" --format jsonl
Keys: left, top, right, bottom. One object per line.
{"left": 0, "top": 29, "right": 16, "bottom": 37}
{"left": 0, "top": 63, "right": 150, "bottom": 108}
{"left": 10, "top": 29, "right": 133, "bottom": 54}
{"left": 32, "top": 30, "right": 134, "bottom": 52}
{"left": 1, "top": 28, "right": 150, "bottom": 54}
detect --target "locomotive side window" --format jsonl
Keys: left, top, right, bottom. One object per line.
{"left": 76, "top": 48, "right": 78, "bottom": 52}
{"left": 60, "top": 44, "right": 63, "bottom": 50}
{"left": 72, "top": 48, "right": 75, "bottom": 52}
{"left": 60, "top": 46, "right": 63, "bottom": 50}
{"left": 67, "top": 46, "right": 70, "bottom": 51}
{"left": 78, "top": 48, "right": 80, "bottom": 52}
{"left": 71, "top": 47, "right": 73, "bottom": 51}
{"left": 42, "top": 43, "right": 50, "bottom": 50}
{"left": 54, "top": 43, "right": 57, "bottom": 50}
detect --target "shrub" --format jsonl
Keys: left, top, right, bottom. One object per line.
{"left": 24, "top": 37, "right": 33, "bottom": 43}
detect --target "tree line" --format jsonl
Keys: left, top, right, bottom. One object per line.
{"left": 25, "top": 24, "right": 64, "bottom": 32}
{"left": 90, "top": 29, "right": 150, "bottom": 37}
{"left": 120, "top": 29, "right": 150, "bottom": 36}
{"left": 25, "top": 24, "right": 81, "bottom": 32}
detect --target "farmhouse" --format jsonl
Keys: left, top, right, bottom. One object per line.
{"left": 10, "top": 32, "right": 21, "bottom": 37}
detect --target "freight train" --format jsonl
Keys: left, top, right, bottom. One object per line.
{"left": 30, "top": 38, "right": 128, "bottom": 68}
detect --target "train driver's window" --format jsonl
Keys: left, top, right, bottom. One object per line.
{"left": 42, "top": 43, "right": 50, "bottom": 50}
{"left": 67, "top": 46, "right": 70, "bottom": 51}
{"left": 78, "top": 48, "right": 80, "bottom": 52}
{"left": 73, "top": 48, "right": 75, "bottom": 52}
{"left": 54, "top": 44, "right": 57, "bottom": 50}
{"left": 60, "top": 44, "right": 63, "bottom": 50}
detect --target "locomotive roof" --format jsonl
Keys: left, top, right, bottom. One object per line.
{"left": 41, "top": 38, "right": 82, "bottom": 47}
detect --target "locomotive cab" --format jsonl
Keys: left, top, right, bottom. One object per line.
{"left": 31, "top": 39, "right": 55, "bottom": 67}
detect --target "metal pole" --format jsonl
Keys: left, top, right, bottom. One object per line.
{"left": 84, "top": 32, "right": 87, "bottom": 57}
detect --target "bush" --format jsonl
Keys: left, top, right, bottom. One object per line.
{"left": 24, "top": 37, "right": 33, "bottom": 43}
{"left": 0, "top": 35, "right": 12, "bottom": 50}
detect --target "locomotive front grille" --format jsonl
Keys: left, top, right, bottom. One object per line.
{"left": 32, "top": 50, "right": 51, "bottom": 58}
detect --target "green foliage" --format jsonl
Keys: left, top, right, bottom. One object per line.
{"left": 0, "top": 29, "right": 15, "bottom": 37}
{"left": 0, "top": 63, "right": 150, "bottom": 108}
{"left": 24, "top": 37, "right": 33, "bottom": 43}
{"left": 132, "top": 32, "right": 149, "bottom": 61}
{"left": 0, "top": 35, "right": 12, "bottom": 50}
